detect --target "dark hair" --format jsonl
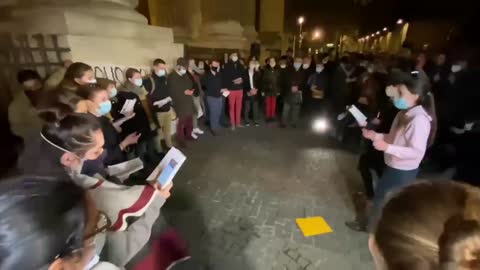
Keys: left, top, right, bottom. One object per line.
{"left": 96, "top": 78, "right": 115, "bottom": 90}
{"left": 399, "top": 72, "right": 437, "bottom": 146}
{"left": 76, "top": 84, "right": 107, "bottom": 101}
{"left": 63, "top": 62, "right": 93, "bottom": 81}
{"left": 125, "top": 68, "right": 140, "bottom": 80}
{"left": 153, "top": 58, "right": 166, "bottom": 66}
{"left": 0, "top": 175, "right": 86, "bottom": 270}
{"left": 16, "top": 69, "right": 41, "bottom": 84}
{"left": 36, "top": 88, "right": 83, "bottom": 120}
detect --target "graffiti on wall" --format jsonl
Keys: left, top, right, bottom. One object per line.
{"left": 93, "top": 65, "right": 150, "bottom": 84}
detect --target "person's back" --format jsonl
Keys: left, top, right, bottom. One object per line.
{"left": 168, "top": 71, "right": 195, "bottom": 117}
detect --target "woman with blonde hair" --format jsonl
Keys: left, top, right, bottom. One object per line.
{"left": 370, "top": 181, "right": 480, "bottom": 270}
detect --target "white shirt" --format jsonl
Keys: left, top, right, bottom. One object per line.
{"left": 248, "top": 70, "right": 254, "bottom": 89}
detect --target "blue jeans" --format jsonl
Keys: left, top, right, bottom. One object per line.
{"left": 368, "top": 165, "right": 419, "bottom": 231}
{"left": 207, "top": 96, "right": 223, "bottom": 130}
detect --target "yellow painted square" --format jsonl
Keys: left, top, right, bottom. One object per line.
{"left": 296, "top": 216, "right": 333, "bottom": 237}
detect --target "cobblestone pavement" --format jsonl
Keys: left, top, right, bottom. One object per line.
{"left": 162, "top": 124, "right": 374, "bottom": 270}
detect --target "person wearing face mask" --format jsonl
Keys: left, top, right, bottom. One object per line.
{"left": 59, "top": 62, "right": 96, "bottom": 91}
{"left": 261, "top": 57, "right": 280, "bottom": 123}
{"left": 306, "top": 63, "right": 329, "bottom": 114}
{"left": 243, "top": 59, "right": 262, "bottom": 126}
{"left": 0, "top": 175, "right": 120, "bottom": 270}
{"left": 302, "top": 55, "right": 315, "bottom": 76}
{"left": 222, "top": 52, "right": 246, "bottom": 130}
{"left": 76, "top": 85, "right": 140, "bottom": 166}
{"left": 168, "top": 57, "right": 196, "bottom": 148}
{"left": 18, "top": 112, "right": 174, "bottom": 268}
{"left": 280, "top": 57, "right": 306, "bottom": 128}
{"left": 187, "top": 58, "right": 206, "bottom": 137}
{"left": 143, "top": 58, "right": 174, "bottom": 151}
{"left": 202, "top": 59, "right": 229, "bottom": 136}
{"left": 8, "top": 69, "right": 44, "bottom": 142}
{"left": 363, "top": 71, "right": 437, "bottom": 230}
{"left": 114, "top": 68, "right": 159, "bottom": 164}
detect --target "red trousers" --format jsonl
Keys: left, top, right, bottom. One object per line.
{"left": 228, "top": 90, "right": 243, "bottom": 126}
{"left": 265, "top": 96, "right": 277, "bottom": 119}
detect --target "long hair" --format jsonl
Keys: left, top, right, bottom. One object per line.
{"left": 374, "top": 181, "right": 480, "bottom": 270}
{"left": 0, "top": 175, "right": 86, "bottom": 270}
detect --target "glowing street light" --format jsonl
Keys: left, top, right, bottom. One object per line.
{"left": 312, "top": 28, "right": 324, "bottom": 40}
{"left": 397, "top": 18, "right": 404, "bottom": 24}
{"left": 298, "top": 16, "right": 305, "bottom": 25}
{"left": 376, "top": 31, "right": 380, "bottom": 35}
{"left": 365, "top": 36, "right": 369, "bottom": 40}
{"left": 370, "top": 34, "right": 375, "bottom": 37}
{"left": 383, "top": 27, "right": 388, "bottom": 31}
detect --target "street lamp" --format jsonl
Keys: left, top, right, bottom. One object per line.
{"left": 383, "top": 27, "right": 388, "bottom": 31}
{"left": 312, "top": 29, "right": 323, "bottom": 40}
{"left": 376, "top": 31, "right": 380, "bottom": 35}
{"left": 397, "top": 18, "right": 404, "bottom": 24}
{"left": 298, "top": 16, "right": 305, "bottom": 52}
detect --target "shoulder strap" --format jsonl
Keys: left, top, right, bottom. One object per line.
{"left": 149, "top": 76, "right": 156, "bottom": 95}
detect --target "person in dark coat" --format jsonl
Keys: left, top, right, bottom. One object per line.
{"left": 243, "top": 59, "right": 262, "bottom": 126}
{"left": 168, "top": 57, "right": 195, "bottom": 148}
{"left": 222, "top": 52, "right": 246, "bottom": 130}
{"left": 76, "top": 85, "right": 140, "bottom": 166}
{"left": 307, "top": 62, "right": 329, "bottom": 114}
{"left": 143, "top": 58, "right": 174, "bottom": 151}
{"left": 281, "top": 57, "right": 306, "bottom": 128}
{"left": 202, "top": 59, "right": 228, "bottom": 136}
{"left": 114, "top": 68, "right": 157, "bottom": 163}
{"left": 262, "top": 57, "right": 280, "bottom": 123}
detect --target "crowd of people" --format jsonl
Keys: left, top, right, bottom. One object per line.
{"left": 1, "top": 45, "right": 480, "bottom": 269}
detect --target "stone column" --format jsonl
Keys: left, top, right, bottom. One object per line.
{"left": 0, "top": 0, "right": 183, "bottom": 74}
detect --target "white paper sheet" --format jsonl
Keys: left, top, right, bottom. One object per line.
{"left": 107, "top": 157, "right": 143, "bottom": 181}
{"left": 348, "top": 105, "right": 368, "bottom": 127}
{"left": 147, "top": 147, "right": 187, "bottom": 188}
{"left": 222, "top": 91, "right": 230, "bottom": 98}
{"left": 120, "top": 99, "right": 136, "bottom": 115}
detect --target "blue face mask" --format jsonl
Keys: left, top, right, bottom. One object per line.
{"left": 109, "top": 87, "right": 117, "bottom": 98}
{"left": 294, "top": 63, "right": 302, "bottom": 70}
{"left": 97, "top": 100, "right": 112, "bottom": 115}
{"left": 393, "top": 97, "right": 410, "bottom": 110}
{"left": 134, "top": 78, "right": 143, "bottom": 87}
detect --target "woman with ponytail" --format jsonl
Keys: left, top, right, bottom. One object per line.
{"left": 370, "top": 181, "right": 480, "bottom": 270}
{"left": 362, "top": 71, "right": 437, "bottom": 228}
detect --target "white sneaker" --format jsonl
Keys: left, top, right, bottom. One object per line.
{"left": 190, "top": 132, "right": 198, "bottom": 140}
{"left": 193, "top": 128, "right": 204, "bottom": 135}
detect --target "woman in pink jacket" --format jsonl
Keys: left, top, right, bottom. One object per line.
{"left": 363, "top": 71, "right": 437, "bottom": 230}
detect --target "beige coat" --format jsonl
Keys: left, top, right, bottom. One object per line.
{"left": 8, "top": 90, "right": 42, "bottom": 141}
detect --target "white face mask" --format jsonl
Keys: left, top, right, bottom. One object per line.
{"left": 133, "top": 78, "right": 143, "bottom": 87}
{"left": 451, "top": 64, "right": 462, "bottom": 73}
{"left": 302, "top": 63, "right": 310, "bottom": 69}
{"left": 316, "top": 65, "right": 324, "bottom": 73}
{"left": 280, "top": 64, "right": 287, "bottom": 69}
{"left": 155, "top": 69, "right": 166, "bottom": 77}
{"left": 179, "top": 68, "right": 187, "bottom": 75}
{"left": 294, "top": 63, "right": 302, "bottom": 70}
{"left": 231, "top": 56, "right": 238, "bottom": 62}
{"left": 269, "top": 62, "right": 276, "bottom": 68}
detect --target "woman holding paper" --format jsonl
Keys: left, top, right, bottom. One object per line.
{"left": 362, "top": 71, "right": 437, "bottom": 230}
{"left": 18, "top": 112, "right": 173, "bottom": 268}
{"left": 117, "top": 68, "right": 158, "bottom": 163}
{"left": 76, "top": 84, "right": 140, "bottom": 166}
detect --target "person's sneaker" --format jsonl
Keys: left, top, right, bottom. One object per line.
{"left": 190, "top": 132, "right": 198, "bottom": 140}
{"left": 193, "top": 128, "right": 204, "bottom": 135}
{"left": 245, "top": 122, "right": 251, "bottom": 127}
{"left": 254, "top": 122, "right": 260, "bottom": 127}
{"left": 231, "top": 126, "right": 236, "bottom": 131}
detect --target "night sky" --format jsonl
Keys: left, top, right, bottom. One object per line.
{"left": 284, "top": 0, "right": 479, "bottom": 36}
